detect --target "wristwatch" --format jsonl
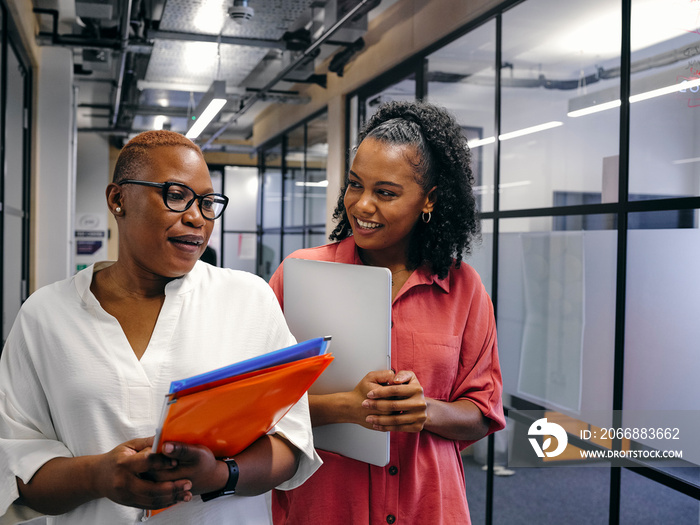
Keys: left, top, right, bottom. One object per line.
{"left": 201, "top": 457, "right": 239, "bottom": 502}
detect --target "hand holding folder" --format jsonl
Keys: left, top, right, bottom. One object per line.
{"left": 153, "top": 336, "right": 333, "bottom": 457}
{"left": 146, "top": 337, "right": 332, "bottom": 517}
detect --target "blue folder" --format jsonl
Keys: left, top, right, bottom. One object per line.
{"left": 167, "top": 336, "right": 332, "bottom": 394}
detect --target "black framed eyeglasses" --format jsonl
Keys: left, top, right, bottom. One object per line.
{"left": 118, "top": 180, "right": 229, "bottom": 220}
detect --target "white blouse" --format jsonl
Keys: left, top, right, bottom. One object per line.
{"left": 0, "top": 261, "right": 321, "bottom": 524}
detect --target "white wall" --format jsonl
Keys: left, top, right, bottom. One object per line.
{"left": 75, "top": 134, "right": 110, "bottom": 270}
{"left": 34, "top": 46, "right": 75, "bottom": 289}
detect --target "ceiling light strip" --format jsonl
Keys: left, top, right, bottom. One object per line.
{"left": 467, "top": 137, "right": 496, "bottom": 149}
{"left": 186, "top": 98, "right": 227, "bottom": 139}
{"left": 498, "top": 121, "right": 563, "bottom": 141}
{"left": 568, "top": 77, "right": 700, "bottom": 118}
{"left": 467, "top": 122, "right": 564, "bottom": 148}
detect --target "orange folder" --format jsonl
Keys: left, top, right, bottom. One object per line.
{"left": 146, "top": 343, "right": 333, "bottom": 517}
{"left": 153, "top": 352, "right": 333, "bottom": 457}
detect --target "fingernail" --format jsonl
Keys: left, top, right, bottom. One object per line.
{"left": 184, "top": 481, "right": 192, "bottom": 490}
{"left": 163, "top": 443, "right": 173, "bottom": 454}
{"left": 362, "top": 400, "right": 369, "bottom": 408}
{"left": 367, "top": 391, "right": 375, "bottom": 398}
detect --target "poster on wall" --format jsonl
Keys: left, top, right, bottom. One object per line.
{"left": 75, "top": 213, "right": 107, "bottom": 273}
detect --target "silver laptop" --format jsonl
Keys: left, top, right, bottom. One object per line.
{"left": 283, "top": 257, "right": 391, "bottom": 466}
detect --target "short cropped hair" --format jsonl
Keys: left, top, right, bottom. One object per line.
{"left": 329, "top": 100, "right": 479, "bottom": 280}
{"left": 112, "top": 130, "right": 204, "bottom": 183}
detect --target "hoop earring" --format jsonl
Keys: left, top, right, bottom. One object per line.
{"left": 422, "top": 211, "right": 431, "bottom": 224}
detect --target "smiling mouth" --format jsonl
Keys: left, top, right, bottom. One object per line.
{"left": 170, "top": 236, "right": 204, "bottom": 246}
{"left": 355, "top": 218, "right": 382, "bottom": 230}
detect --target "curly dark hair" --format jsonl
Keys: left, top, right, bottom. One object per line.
{"left": 112, "top": 130, "right": 203, "bottom": 183}
{"left": 329, "top": 100, "right": 480, "bottom": 279}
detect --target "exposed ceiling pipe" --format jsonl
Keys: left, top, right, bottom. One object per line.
{"left": 77, "top": 127, "right": 131, "bottom": 135}
{"left": 146, "top": 29, "right": 286, "bottom": 50}
{"left": 201, "top": 0, "right": 376, "bottom": 150}
{"left": 111, "top": 0, "right": 134, "bottom": 128}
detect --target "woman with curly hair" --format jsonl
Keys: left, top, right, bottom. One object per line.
{"left": 270, "top": 100, "right": 505, "bottom": 524}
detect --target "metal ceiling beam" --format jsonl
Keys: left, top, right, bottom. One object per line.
{"left": 198, "top": 143, "right": 256, "bottom": 154}
{"left": 146, "top": 29, "right": 286, "bottom": 50}
{"left": 111, "top": 0, "right": 133, "bottom": 128}
{"left": 201, "top": 0, "right": 376, "bottom": 150}
{"left": 125, "top": 105, "right": 191, "bottom": 117}
{"left": 77, "top": 127, "right": 132, "bottom": 135}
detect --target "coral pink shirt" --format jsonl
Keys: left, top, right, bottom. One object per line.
{"left": 271, "top": 238, "right": 505, "bottom": 524}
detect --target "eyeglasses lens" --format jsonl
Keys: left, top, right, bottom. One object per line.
{"left": 164, "top": 185, "right": 226, "bottom": 219}
{"left": 200, "top": 196, "right": 227, "bottom": 220}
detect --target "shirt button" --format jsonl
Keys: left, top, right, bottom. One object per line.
{"left": 388, "top": 466, "right": 398, "bottom": 475}
{"left": 386, "top": 515, "right": 396, "bottom": 524}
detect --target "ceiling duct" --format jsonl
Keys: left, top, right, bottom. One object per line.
{"left": 75, "top": 0, "right": 114, "bottom": 19}
{"left": 311, "top": 0, "right": 378, "bottom": 75}
{"left": 282, "top": 48, "right": 320, "bottom": 82}
{"left": 323, "top": 0, "right": 372, "bottom": 44}
{"left": 203, "top": 0, "right": 377, "bottom": 149}
{"left": 281, "top": 0, "right": 378, "bottom": 83}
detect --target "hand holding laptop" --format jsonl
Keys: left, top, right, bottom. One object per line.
{"left": 360, "top": 370, "right": 427, "bottom": 433}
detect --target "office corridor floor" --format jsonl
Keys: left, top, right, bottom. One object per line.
{"left": 463, "top": 455, "right": 700, "bottom": 524}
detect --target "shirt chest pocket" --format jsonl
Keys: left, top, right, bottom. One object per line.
{"left": 407, "top": 332, "right": 461, "bottom": 401}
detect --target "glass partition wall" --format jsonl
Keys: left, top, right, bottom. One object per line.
{"left": 348, "top": 0, "right": 700, "bottom": 522}
{"left": 216, "top": 110, "right": 329, "bottom": 280}
{"left": 2, "top": 13, "right": 32, "bottom": 348}
{"left": 219, "top": 165, "right": 258, "bottom": 273}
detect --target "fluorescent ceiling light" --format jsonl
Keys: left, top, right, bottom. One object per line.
{"left": 295, "top": 180, "right": 329, "bottom": 188}
{"left": 193, "top": 0, "right": 225, "bottom": 34}
{"left": 672, "top": 157, "right": 700, "bottom": 165}
{"left": 137, "top": 80, "right": 211, "bottom": 92}
{"left": 183, "top": 42, "right": 220, "bottom": 77}
{"left": 186, "top": 80, "right": 227, "bottom": 140}
{"left": 154, "top": 115, "right": 167, "bottom": 130}
{"left": 186, "top": 99, "right": 226, "bottom": 139}
{"left": 567, "top": 100, "right": 621, "bottom": 118}
{"left": 568, "top": 77, "right": 700, "bottom": 118}
{"left": 466, "top": 122, "right": 563, "bottom": 148}
{"left": 467, "top": 137, "right": 496, "bottom": 149}
{"left": 498, "top": 121, "right": 563, "bottom": 141}
{"left": 630, "top": 77, "right": 700, "bottom": 102}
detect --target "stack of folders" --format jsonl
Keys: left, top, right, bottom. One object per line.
{"left": 152, "top": 336, "right": 333, "bottom": 458}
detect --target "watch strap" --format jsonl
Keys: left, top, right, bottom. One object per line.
{"left": 201, "top": 458, "right": 239, "bottom": 502}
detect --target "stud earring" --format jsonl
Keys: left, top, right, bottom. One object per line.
{"left": 115, "top": 207, "right": 122, "bottom": 214}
